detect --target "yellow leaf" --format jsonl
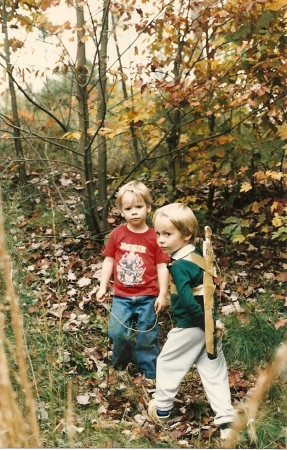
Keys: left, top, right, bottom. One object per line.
{"left": 80, "top": 35, "right": 89, "bottom": 43}
{"left": 269, "top": 171, "right": 284, "bottom": 180}
{"left": 270, "top": 201, "right": 278, "bottom": 213}
{"left": 233, "top": 234, "right": 246, "bottom": 243}
{"left": 61, "top": 131, "right": 81, "bottom": 140}
{"left": 254, "top": 171, "right": 267, "bottom": 181}
{"left": 61, "top": 132, "right": 71, "bottom": 139}
{"left": 246, "top": 233, "right": 256, "bottom": 238}
{"left": 217, "top": 135, "right": 233, "bottom": 145}
{"left": 240, "top": 182, "right": 252, "bottom": 193}
{"left": 278, "top": 124, "right": 287, "bottom": 140}
{"left": 73, "top": 132, "right": 82, "bottom": 140}
{"left": 141, "top": 112, "right": 153, "bottom": 121}
{"left": 98, "top": 127, "right": 115, "bottom": 136}
{"left": 266, "top": 0, "right": 286, "bottom": 10}
{"left": 272, "top": 215, "right": 283, "bottom": 227}
{"left": 179, "top": 196, "right": 197, "bottom": 204}
{"left": 179, "top": 134, "right": 189, "bottom": 144}
{"left": 261, "top": 225, "right": 270, "bottom": 233}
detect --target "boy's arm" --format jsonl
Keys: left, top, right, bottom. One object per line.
{"left": 96, "top": 256, "right": 114, "bottom": 301}
{"left": 154, "top": 262, "right": 169, "bottom": 313}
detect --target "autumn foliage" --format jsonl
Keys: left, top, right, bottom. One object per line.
{"left": 0, "top": 0, "right": 286, "bottom": 240}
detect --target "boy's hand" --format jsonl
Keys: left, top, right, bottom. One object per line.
{"left": 154, "top": 296, "right": 167, "bottom": 314}
{"left": 215, "top": 319, "right": 225, "bottom": 339}
{"left": 96, "top": 287, "right": 107, "bottom": 302}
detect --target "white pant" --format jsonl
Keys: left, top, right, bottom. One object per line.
{"left": 155, "top": 327, "right": 234, "bottom": 425}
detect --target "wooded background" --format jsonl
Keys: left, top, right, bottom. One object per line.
{"left": 1, "top": 0, "right": 286, "bottom": 243}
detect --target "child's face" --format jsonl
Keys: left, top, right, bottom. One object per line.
{"left": 120, "top": 191, "right": 151, "bottom": 231}
{"left": 154, "top": 215, "right": 191, "bottom": 254}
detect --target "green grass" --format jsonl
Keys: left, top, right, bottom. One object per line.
{"left": 223, "top": 314, "right": 286, "bottom": 373}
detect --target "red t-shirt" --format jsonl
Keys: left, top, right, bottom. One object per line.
{"left": 103, "top": 224, "right": 170, "bottom": 297}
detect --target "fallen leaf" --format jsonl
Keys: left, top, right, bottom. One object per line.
{"left": 275, "top": 272, "right": 287, "bottom": 282}
{"left": 177, "top": 440, "right": 189, "bottom": 446}
{"left": 98, "top": 404, "right": 107, "bottom": 414}
{"left": 67, "top": 270, "right": 77, "bottom": 281}
{"left": 133, "top": 414, "right": 146, "bottom": 424}
{"left": 233, "top": 301, "right": 243, "bottom": 312}
{"left": 65, "top": 424, "right": 84, "bottom": 433}
{"left": 77, "top": 276, "right": 91, "bottom": 287}
{"left": 229, "top": 369, "right": 243, "bottom": 387}
{"left": 60, "top": 177, "right": 73, "bottom": 187}
{"left": 76, "top": 393, "right": 90, "bottom": 405}
{"left": 240, "top": 182, "right": 252, "bottom": 192}
{"left": 264, "top": 272, "right": 275, "bottom": 280}
{"left": 47, "top": 303, "right": 67, "bottom": 318}
{"left": 221, "top": 304, "right": 236, "bottom": 315}
{"left": 230, "top": 292, "right": 238, "bottom": 301}
{"left": 134, "top": 373, "right": 143, "bottom": 385}
{"left": 274, "top": 318, "right": 287, "bottom": 330}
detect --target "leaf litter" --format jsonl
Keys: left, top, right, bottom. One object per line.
{"left": 8, "top": 170, "right": 287, "bottom": 447}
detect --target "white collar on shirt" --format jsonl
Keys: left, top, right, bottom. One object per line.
{"left": 171, "top": 244, "right": 195, "bottom": 261}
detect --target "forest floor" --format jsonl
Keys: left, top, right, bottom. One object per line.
{"left": 2, "top": 171, "right": 287, "bottom": 448}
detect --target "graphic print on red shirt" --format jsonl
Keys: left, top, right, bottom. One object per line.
{"left": 103, "top": 224, "right": 169, "bottom": 297}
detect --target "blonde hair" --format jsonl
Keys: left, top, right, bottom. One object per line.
{"left": 153, "top": 203, "right": 198, "bottom": 245}
{"left": 117, "top": 180, "right": 152, "bottom": 210}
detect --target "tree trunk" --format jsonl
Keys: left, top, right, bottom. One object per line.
{"left": 75, "top": 0, "right": 101, "bottom": 235}
{"left": 96, "top": 0, "right": 110, "bottom": 233}
{"left": 2, "top": 1, "right": 27, "bottom": 186}
{"left": 166, "top": 111, "right": 179, "bottom": 202}
{"left": 204, "top": 23, "right": 218, "bottom": 211}
{"left": 166, "top": 0, "right": 184, "bottom": 202}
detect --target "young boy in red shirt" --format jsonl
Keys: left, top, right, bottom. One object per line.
{"left": 96, "top": 181, "right": 169, "bottom": 382}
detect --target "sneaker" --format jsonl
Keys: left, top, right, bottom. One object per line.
{"left": 220, "top": 422, "right": 232, "bottom": 440}
{"left": 148, "top": 399, "right": 170, "bottom": 427}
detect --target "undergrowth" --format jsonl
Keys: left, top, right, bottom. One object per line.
{"left": 223, "top": 310, "right": 286, "bottom": 373}
{"left": 0, "top": 181, "right": 286, "bottom": 448}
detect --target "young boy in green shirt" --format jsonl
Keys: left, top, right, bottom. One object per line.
{"left": 148, "top": 202, "right": 234, "bottom": 440}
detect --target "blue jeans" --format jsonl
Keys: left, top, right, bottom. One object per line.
{"left": 108, "top": 295, "right": 159, "bottom": 379}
